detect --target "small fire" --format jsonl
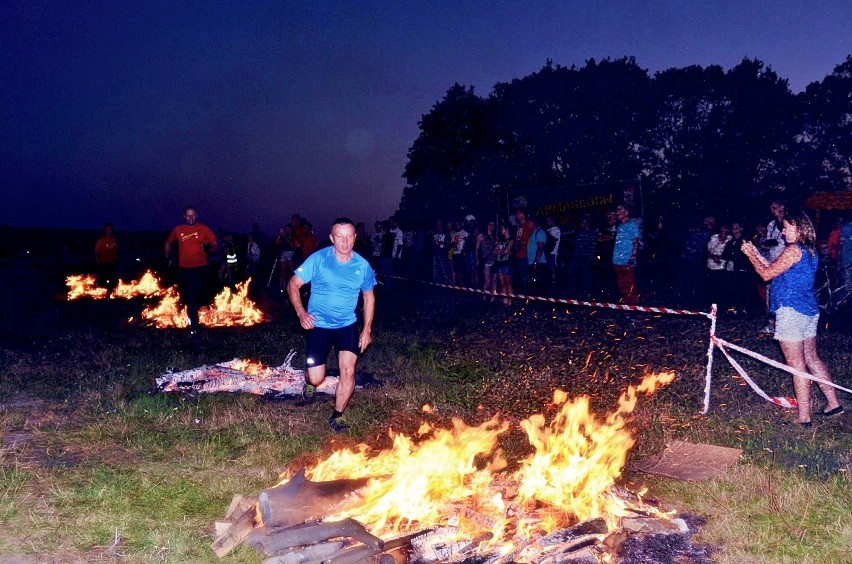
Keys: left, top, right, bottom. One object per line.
{"left": 112, "top": 271, "right": 166, "bottom": 298}
{"left": 66, "top": 270, "right": 165, "bottom": 300}
{"left": 65, "top": 274, "right": 107, "bottom": 300}
{"left": 274, "top": 372, "right": 676, "bottom": 550}
{"left": 137, "top": 280, "right": 267, "bottom": 328}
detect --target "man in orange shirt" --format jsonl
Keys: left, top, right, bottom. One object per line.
{"left": 165, "top": 206, "right": 219, "bottom": 339}
{"left": 94, "top": 223, "right": 118, "bottom": 296}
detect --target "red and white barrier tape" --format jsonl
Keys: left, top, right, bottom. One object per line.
{"left": 382, "top": 275, "right": 850, "bottom": 415}
{"left": 383, "top": 276, "right": 711, "bottom": 318}
{"left": 711, "top": 337, "right": 798, "bottom": 409}
{"left": 712, "top": 336, "right": 852, "bottom": 397}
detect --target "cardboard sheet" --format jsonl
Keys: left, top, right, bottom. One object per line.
{"left": 631, "top": 440, "right": 742, "bottom": 481}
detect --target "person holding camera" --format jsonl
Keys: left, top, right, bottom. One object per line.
{"left": 165, "top": 206, "right": 219, "bottom": 340}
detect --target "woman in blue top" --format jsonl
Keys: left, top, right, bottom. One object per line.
{"left": 741, "top": 209, "right": 843, "bottom": 427}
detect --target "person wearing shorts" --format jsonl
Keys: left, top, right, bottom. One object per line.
{"left": 741, "top": 209, "right": 843, "bottom": 427}
{"left": 288, "top": 218, "right": 376, "bottom": 433}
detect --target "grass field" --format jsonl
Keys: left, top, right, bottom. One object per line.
{"left": 1, "top": 261, "right": 850, "bottom": 563}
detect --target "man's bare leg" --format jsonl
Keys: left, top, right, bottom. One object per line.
{"left": 335, "top": 351, "right": 358, "bottom": 413}
{"left": 306, "top": 364, "right": 326, "bottom": 387}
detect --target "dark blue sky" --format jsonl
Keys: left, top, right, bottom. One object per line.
{"left": 2, "top": 1, "right": 849, "bottom": 234}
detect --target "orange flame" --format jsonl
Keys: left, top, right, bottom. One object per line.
{"left": 274, "top": 371, "right": 676, "bottom": 547}
{"left": 137, "top": 280, "right": 266, "bottom": 328}
{"left": 65, "top": 274, "right": 107, "bottom": 300}
{"left": 66, "top": 270, "right": 166, "bottom": 300}
{"left": 112, "top": 271, "right": 166, "bottom": 298}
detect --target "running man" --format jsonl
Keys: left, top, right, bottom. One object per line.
{"left": 165, "top": 206, "right": 218, "bottom": 341}
{"left": 287, "top": 217, "right": 376, "bottom": 433}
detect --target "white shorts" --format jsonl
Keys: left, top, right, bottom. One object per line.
{"left": 774, "top": 307, "right": 818, "bottom": 342}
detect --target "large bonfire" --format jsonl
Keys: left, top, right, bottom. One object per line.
{"left": 270, "top": 372, "right": 676, "bottom": 557}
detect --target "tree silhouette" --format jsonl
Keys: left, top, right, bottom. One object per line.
{"left": 796, "top": 55, "right": 852, "bottom": 195}
{"left": 398, "top": 55, "right": 851, "bottom": 232}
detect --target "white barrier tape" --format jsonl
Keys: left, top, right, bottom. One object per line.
{"left": 712, "top": 337, "right": 798, "bottom": 409}
{"left": 712, "top": 336, "right": 852, "bottom": 396}
{"left": 702, "top": 304, "right": 718, "bottom": 414}
{"left": 383, "top": 275, "right": 712, "bottom": 318}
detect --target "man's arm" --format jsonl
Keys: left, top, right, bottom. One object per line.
{"left": 629, "top": 237, "right": 639, "bottom": 266}
{"left": 359, "top": 289, "right": 375, "bottom": 353}
{"left": 287, "top": 274, "right": 315, "bottom": 329}
{"left": 204, "top": 228, "right": 219, "bottom": 255}
{"left": 534, "top": 230, "right": 545, "bottom": 263}
{"left": 535, "top": 241, "right": 544, "bottom": 263}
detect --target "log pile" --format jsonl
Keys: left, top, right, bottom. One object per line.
{"left": 211, "top": 470, "right": 431, "bottom": 562}
{"left": 211, "top": 471, "right": 708, "bottom": 563}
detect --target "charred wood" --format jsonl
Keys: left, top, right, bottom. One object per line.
{"left": 538, "top": 545, "right": 600, "bottom": 563}
{"left": 444, "top": 532, "right": 495, "bottom": 563}
{"left": 537, "top": 518, "right": 607, "bottom": 546}
{"left": 260, "top": 540, "right": 345, "bottom": 564}
{"left": 320, "top": 544, "right": 382, "bottom": 564}
{"left": 246, "top": 518, "right": 383, "bottom": 555}
{"left": 377, "top": 546, "right": 409, "bottom": 564}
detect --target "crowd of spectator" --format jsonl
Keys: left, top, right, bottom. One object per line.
{"left": 110, "top": 204, "right": 851, "bottom": 316}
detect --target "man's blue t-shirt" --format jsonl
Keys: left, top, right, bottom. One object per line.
{"left": 841, "top": 221, "right": 852, "bottom": 268}
{"left": 294, "top": 246, "right": 376, "bottom": 329}
{"left": 613, "top": 220, "right": 640, "bottom": 266}
{"left": 526, "top": 228, "right": 547, "bottom": 264}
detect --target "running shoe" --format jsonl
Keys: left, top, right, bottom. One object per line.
{"left": 328, "top": 416, "right": 350, "bottom": 433}
{"left": 301, "top": 383, "right": 316, "bottom": 404}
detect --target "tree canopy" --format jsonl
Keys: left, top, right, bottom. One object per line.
{"left": 397, "top": 56, "right": 852, "bottom": 233}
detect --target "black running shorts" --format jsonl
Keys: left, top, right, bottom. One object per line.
{"left": 305, "top": 323, "right": 359, "bottom": 368}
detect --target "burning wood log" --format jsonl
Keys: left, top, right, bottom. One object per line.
{"left": 154, "top": 352, "right": 349, "bottom": 398}
{"left": 537, "top": 518, "right": 607, "bottom": 546}
{"left": 258, "top": 468, "right": 371, "bottom": 528}
{"left": 538, "top": 545, "right": 599, "bottom": 563}
{"left": 443, "top": 532, "right": 495, "bottom": 563}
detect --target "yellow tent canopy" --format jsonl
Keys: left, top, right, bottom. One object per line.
{"left": 804, "top": 191, "right": 852, "bottom": 211}
{"left": 804, "top": 191, "right": 852, "bottom": 238}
